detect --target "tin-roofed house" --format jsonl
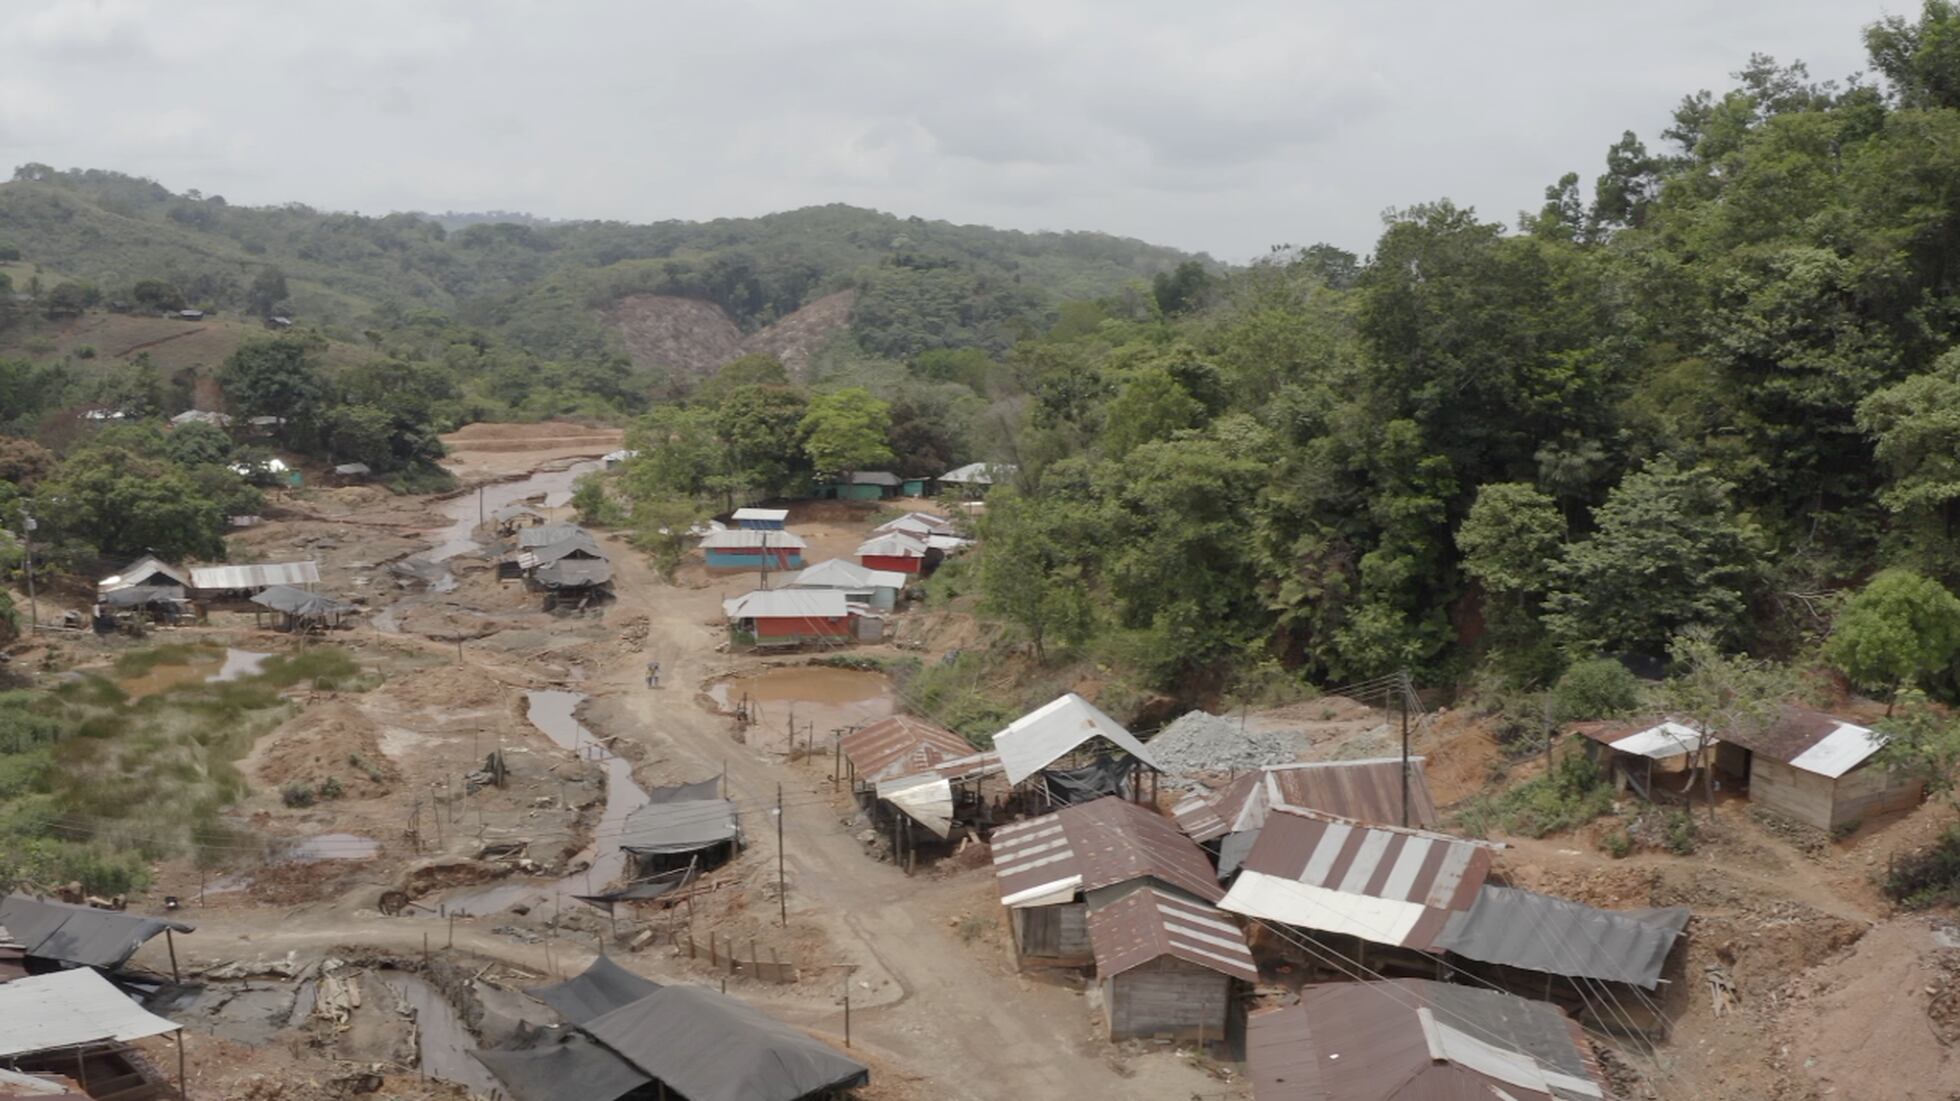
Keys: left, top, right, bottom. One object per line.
{"left": 701, "top": 529, "right": 807, "bottom": 572}
{"left": 990, "top": 797, "right": 1256, "bottom": 1051}
{"left": 1716, "top": 706, "right": 1924, "bottom": 832}
{"left": 788, "top": 558, "right": 909, "bottom": 610}
{"left": 854, "top": 532, "right": 929, "bottom": 575}
{"left": 832, "top": 471, "right": 902, "bottom": 500}
{"left": 1173, "top": 758, "right": 1442, "bottom": 875}
{"left": 732, "top": 507, "right": 790, "bottom": 531}
{"left": 723, "top": 589, "right": 854, "bottom": 648}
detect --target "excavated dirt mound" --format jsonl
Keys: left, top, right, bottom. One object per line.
{"left": 607, "top": 295, "right": 746, "bottom": 379}
{"left": 254, "top": 700, "right": 399, "bottom": 794}
{"left": 744, "top": 289, "right": 856, "bottom": 377}
{"left": 1786, "top": 920, "right": 1960, "bottom": 1099}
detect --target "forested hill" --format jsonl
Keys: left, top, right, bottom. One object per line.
{"left": 0, "top": 167, "right": 1198, "bottom": 365}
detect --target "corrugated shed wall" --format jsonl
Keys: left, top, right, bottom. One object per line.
{"left": 1105, "top": 956, "right": 1233, "bottom": 1042}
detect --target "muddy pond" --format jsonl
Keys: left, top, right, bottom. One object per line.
{"left": 707, "top": 665, "right": 897, "bottom": 736}
{"left": 425, "top": 461, "right": 598, "bottom": 561}
{"left": 115, "top": 648, "right": 271, "bottom": 698}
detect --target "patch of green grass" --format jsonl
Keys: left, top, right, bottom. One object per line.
{"left": 1453, "top": 752, "right": 1615, "bottom": 839}
{"left": 1885, "top": 824, "right": 1960, "bottom": 909}
{"left": 904, "top": 651, "right": 1016, "bottom": 747}
{"left": 111, "top": 642, "right": 222, "bottom": 677}
{"left": 258, "top": 647, "right": 361, "bottom": 689}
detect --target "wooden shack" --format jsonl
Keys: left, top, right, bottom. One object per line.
{"left": 1716, "top": 707, "right": 1924, "bottom": 831}
{"left": 1087, "top": 885, "right": 1257, "bottom": 1050}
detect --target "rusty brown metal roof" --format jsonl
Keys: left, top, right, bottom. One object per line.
{"left": 1718, "top": 705, "right": 1868, "bottom": 767}
{"left": 1265, "top": 759, "right": 1439, "bottom": 829}
{"left": 1219, "top": 808, "right": 1494, "bottom": 950}
{"left": 992, "top": 796, "right": 1224, "bottom": 909}
{"left": 1248, "top": 978, "right": 1609, "bottom": 1101}
{"left": 1086, "top": 886, "right": 1257, "bottom": 983}
{"left": 1171, "top": 789, "right": 1234, "bottom": 844}
{"left": 840, "top": 716, "right": 977, "bottom": 785}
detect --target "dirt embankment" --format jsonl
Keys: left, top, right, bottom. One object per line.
{"left": 605, "top": 290, "right": 855, "bottom": 380}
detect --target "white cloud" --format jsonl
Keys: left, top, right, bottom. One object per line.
{"left": 0, "top": 0, "right": 1885, "bottom": 257}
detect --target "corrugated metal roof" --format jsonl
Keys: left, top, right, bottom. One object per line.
{"left": 1247, "top": 978, "right": 1607, "bottom": 1101}
{"left": 722, "top": 589, "right": 849, "bottom": 620}
{"left": 1218, "top": 808, "right": 1494, "bottom": 950}
{"left": 332, "top": 462, "right": 371, "bottom": 475}
{"left": 840, "top": 716, "right": 976, "bottom": 784}
{"left": 1087, "top": 886, "right": 1258, "bottom": 983}
{"left": 994, "top": 693, "right": 1163, "bottom": 784}
{"left": 991, "top": 796, "right": 1222, "bottom": 909}
{"left": 1266, "top": 758, "right": 1440, "bottom": 829}
{"left": 0, "top": 969, "right": 181, "bottom": 1057}
{"left": 876, "top": 750, "right": 1006, "bottom": 837}
{"left": 702, "top": 530, "right": 809, "bottom": 550}
{"left": 0, "top": 1068, "right": 89, "bottom": 1098}
{"left": 1435, "top": 886, "right": 1689, "bottom": 990}
{"left": 519, "top": 524, "right": 589, "bottom": 548}
{"left": 1172, "top": 791, "right": 1232, "bottom": 844}
{"left": 99, "top": 556, "right": 190, "bottom": 592}
{"left": 854, "top": 533, "right": 926, "bottom": 558}
{"left": 790, "top": 559, "right": 908, "bottom": 592}
{"left": 847, "top": 471, "right": 902, "bottom": 485}
{"left": 940, "top": 461, "right": 1014, "bottom": 485}
{"left": 1575, "top": 719, "right": 1713, "bottom": 760}
{"left": 732, "top": 508, "right": 790, "bottom": 522}
{"left": 536, "top": 558, "right": 614, "bottom": 589}
{"left": 876, "top": 512, "right": 953, "bottom": 536}
{"left": 188, "top": 560, "right": 321, "bottom": 590}
{"left": 1720, "top": 706, "right": 1885, "bottom": 776}
{"left": 530, "top": 535, "right": 605, "bottom": 565}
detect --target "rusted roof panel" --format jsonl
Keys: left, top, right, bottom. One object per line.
{"left": 1219, "top": 807, "right": 1493, "bottom": 950}
{"left": 1087, "top": 887, "right": 1257, "bottom": 983}
{"left": 993, "top": 797, "right": 1221, "bottom": 909}
{"left": 840, "top": 716, "right": 976, "bottom": 785}
{"left": 1266, "top": 758, "right": 1439, "bottom": 829}
{"left": 1718, "top": 705, "right": 1883, "bottom": 773}
{"left": 1248, "top": 978, "right": 1608, "bottom": 1101}
{"left": 1171, "top": 791, "right": 1231, "bottom": 844}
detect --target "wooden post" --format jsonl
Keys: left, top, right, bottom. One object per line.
{"left": 844, "top": 984, "right": 851, "bottom": 1048}
{"left": 422, "top": 931, "right": 430, "bottom": 971}
{"left": 164, "top": 929, "right": 180, "bottom": 983}
{"left": 709, "top": 932, "right": 718, "bottom": 968}
{"left": 448, "top": 914, "right": 455, "bottom": 949}
{"left": 178, "top": 1029, "right": 188, "bottom": 1100}
{"left": 777, "top": 783, "right": 787, "bottom": 926}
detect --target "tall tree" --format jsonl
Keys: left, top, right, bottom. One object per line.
{"left": 801, "top": 388, "right": 893, "bottom": 475}
{"left": 1826, "top": 569, "right": 1960, "bottom": 711}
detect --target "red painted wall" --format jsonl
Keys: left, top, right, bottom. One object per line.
{"left": 860, "top": 554, "right": 922, "bottom": 574}
{"left": 755, "top": 615, "right": 851, "bottom": 639}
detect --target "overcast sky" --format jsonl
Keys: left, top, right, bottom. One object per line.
{"left": 0, "top": 0, "right": 1887, "bottom": 259}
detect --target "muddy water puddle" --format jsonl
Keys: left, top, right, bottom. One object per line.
{"left": 387, "top": 971, "right": 506, "bottom": 1098}
{"left": 440, "top": 690, "right": 648, "bottom": 917}
{"left": 117, "top": 648, "right": 273, "bottom": 698}
{"left": 708, "top": 665, "right": 897, "bottom": 733}
{"left": 426, "top": 461, "right": 597, "bottom": 561}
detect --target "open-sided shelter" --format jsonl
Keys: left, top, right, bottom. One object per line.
{"left": 1247, "top": 978, "right": 1610, "bottom": 1101}
{"left": 525, "top": 956, "right": 662, "bottom": 1027}
{"left": 1575, "top": 719, "right": 1715, "bottom": 802}
{"left": 518, "top": 523, "right": 589, "bottom": 550}
{"left": 188, "top": 561, "right": 320, "bottom": 602}
{"left": 250, "top": 584, "right": 357, "bottom": 631}
{"left": 0, "top": 895, "right": 192, "bottom": 976}
{"left": 1715, "top": 706, "right": 1923, "bottom": 831}
{"left": 993, "top": 693, "right": 1164, "bottom": 806}
{"left": 618, "top": 779, "right": 742, "bottom": 877}
{"left": 0, "top": 969, "right": 187, "bottom": 1100}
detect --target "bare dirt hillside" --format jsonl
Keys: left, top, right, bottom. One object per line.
{"left": 605, "top": 294, "right": 746, "bottom": 379}
{"left": 743, "top": 289, "right": 856, "bottom": 377}
{"left": 606, "top": 290, "right": 855, "bottom": 380}
{"left": 0, "top": 311, "right": 368, "bottom": 375}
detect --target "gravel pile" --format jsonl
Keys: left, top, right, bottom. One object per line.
{"left": 1146, "top": 710, "right": 1311, "bottom": 777}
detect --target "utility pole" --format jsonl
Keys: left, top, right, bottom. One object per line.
{"left": 775, "top": 783, "right": 787, "bottom": 926}
{"left": 19, "top": 511, "right": 36, "bottom": 634}
{"left": 1399, "top": 669, "right": 1411, "bottom": 829}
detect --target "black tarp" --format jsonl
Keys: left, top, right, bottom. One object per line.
{"left": 647, "top": 778, "right": 723, "bottom": 805}
{"left": 100, "top": 585, "right": 187, "bottom": 608}
{"left": 536, "top": 558, "right": 614, "bottom": 589}
{"left": 473, "top": 1029, "right": 653, "bottom": 1101}
{"left": 525, "top": 956, "right": 662, "bottom": 1026}
{"left": 619, "top": 780, "right": 742, "bottom": 857}
{"left": 1042, "top": 754, "right": 1137, "bottom": 806}
{"left": 0, "top": 894, "right": 193, "bottom": 971}
{"left": 582, "top": 986, "right": 869, "bottom": 1101}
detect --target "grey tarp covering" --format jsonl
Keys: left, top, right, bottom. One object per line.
{"left": 0, "top": 894, "right": 192, "bottom": 970}
{"left": 574, "top": 879, "right": 685, "bottom": 913}
{"left": 525, "top": 956, "right": 662, "bottom": 1027}
{"left": 1435, "top": 885, "right": 1690, "bottom": 989}
{"left": 618, "top": 794, "right": 742, "bottom": 856}
{"left": 101, "top": 585, "right": 187, "bottom": 608}
{"left": 535, "top": 558, "right": 614, "bottom": 589}
{"left": 473, "top": 1030, "right": 652, "bottom": 1101}
{"left": 647, "top": 778, "right": 723, "bottom": 805}
{"left": 582, "top": 986, "right": 869, "bottom": 1101}
{"left": 250, "top": 585, "right": 356, "bottom": 617}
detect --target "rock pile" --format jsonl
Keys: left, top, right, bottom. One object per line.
{"left": 1146, "top": 710, "right": 1310, "bottom": 777}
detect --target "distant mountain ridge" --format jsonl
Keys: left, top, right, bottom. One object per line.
{"left": 0, "top": 165, "right": 1202, "bottom": 371}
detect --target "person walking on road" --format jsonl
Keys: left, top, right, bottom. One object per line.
{"left": 646, "top": 659, "right": 661, "bottom": 688}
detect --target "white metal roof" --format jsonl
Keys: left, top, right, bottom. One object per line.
{"left": 701, "top": 530, "right": 808, "bottom": 550}
{"left": 876, "top": 512, "right": 953, "bottom": 536}
{"left": 99, "top": 556, "right": 191, "bottom": 592}
{"left": 188, "top": 560, "right": 320, "bottom": 590}
{"left": 855, "top": 532, "right": 927, "bottom": 558}
{"left": 790, "top": 558, "right": 908, "bottom": 592}
{"left": 992, "top": 693, "right": 1162, "bottom": 784}
{"left": 940, "top": 461, "right": 1014, "bottom": 485}
{"left": 0, "top": 968, "right": 180, "bottom": 1057}
{"left": 732, "top": 508, "right": 791, "bottom": 522}
{"left": 722, "top": 589, "right": 850, "bottom": 620}
{"left": 1787, "top": 720, "right": 1886, "bottom": 778}
{"left": 1607, "top": 720, "right": 1713, "bottom": 761}
{"left": 1223, "top": 868, "right": 1436, "bottom": 945}
{"left": 925, "top": 533, "right": 971, "bottom": 552}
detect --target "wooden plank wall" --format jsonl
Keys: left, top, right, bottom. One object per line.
{"left": 1749, "top": 758, "right": 1836, "bottom": 831}
{"left": 1104, "top": 956, "right": 1231, "bottom": 1043}
{"left": 1829, "top": 763, "right": 1924, "bottom": 830}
